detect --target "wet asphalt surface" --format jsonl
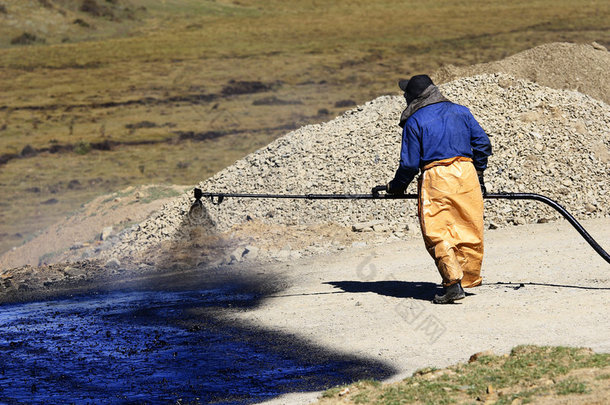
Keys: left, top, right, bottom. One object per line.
{"left": 0, "top": 267, "right": 396, "bottom": 404}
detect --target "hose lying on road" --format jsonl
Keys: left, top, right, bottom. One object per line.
{"left": 191, "top": 187, "right": 610, "bottom": 265}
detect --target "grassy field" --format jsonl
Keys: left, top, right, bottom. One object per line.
{"left": 0, "top": 0, "right": 609, "bottom": 255}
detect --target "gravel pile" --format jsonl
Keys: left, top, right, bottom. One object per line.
{"left": 105, "top": 73, "right": 610, "bottom": 260}
{"left": 433, "top": 42, "right": 610, "bottom": 104}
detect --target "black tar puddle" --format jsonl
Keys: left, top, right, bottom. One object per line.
{"left": 0, "top": 282, "right": 395, "bottom": 404}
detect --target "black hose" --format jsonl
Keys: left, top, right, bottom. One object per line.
{"left": 193, "top": 188, "right": 609, "bottom": 264}
{"left": 485, "top": 192, "right": 609, "bottom": 264}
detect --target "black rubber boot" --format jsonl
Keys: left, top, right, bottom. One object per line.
{"left": 433, "top": 282, "right": 466, "bottom": 304}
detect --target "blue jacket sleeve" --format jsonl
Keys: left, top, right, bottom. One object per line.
{"left": 392, "top": 121, "right": 420, "bottom": 187}
{"left": 468, "top": 113, "right": 492, "bottom": 171}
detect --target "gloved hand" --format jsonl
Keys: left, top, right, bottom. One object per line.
{"left": 387, "top": 166, "right": 416, "bottom": 195}
{"left": 386, "top": 179, "right": 407, "bottom": 195}
{"left": 476, "top": 170, "right": 487, "bottom": 195}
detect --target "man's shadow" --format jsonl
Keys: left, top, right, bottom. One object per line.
{"left": 325, "top": 280, "right": 445, "bottom": 301}
{"left": 325, "top": 280, "right": 610, "bottom": 302}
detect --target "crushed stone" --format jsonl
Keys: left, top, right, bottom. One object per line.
{"left": 101, "top": 72, "right": 609, "bottom": 262}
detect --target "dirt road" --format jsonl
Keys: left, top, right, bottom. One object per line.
{"left": 242, "top": 217, "right": 610, "bottom": 404}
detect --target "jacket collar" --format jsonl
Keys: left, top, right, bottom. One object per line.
{"left": 399, "top": 85, "right": 449, "bottom": 127}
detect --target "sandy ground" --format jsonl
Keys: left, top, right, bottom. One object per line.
{"left": 221, "top": 217, "right": 610, "bottom": 404}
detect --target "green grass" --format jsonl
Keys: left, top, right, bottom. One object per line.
{"left": 0, "top": 0, "right": 609, "bottom": 256}
{"left": 320, "top": 346, "right": 610, "bottom": 404}
{"left": 494, "top": 387, "right": 546, "bottom": 405}
{"left": 556, "top": 377, "right": 589, "bottom": 395}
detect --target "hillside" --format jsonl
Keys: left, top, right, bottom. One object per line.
{"left": 0, "top": 0, "right": 145, "bottom": 47}
{"left": 0, "top": 0, "right": 609, "bottom": 257}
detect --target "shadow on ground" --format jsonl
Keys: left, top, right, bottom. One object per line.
{"left": 326, "top": 279, "right": 610, "bottom": 303}
{"left": 325, "top": 280, "right": 444, "bottom": 301}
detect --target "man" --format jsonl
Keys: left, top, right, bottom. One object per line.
{"left": 387, "top": 74, "right": 492, "bottom": 304}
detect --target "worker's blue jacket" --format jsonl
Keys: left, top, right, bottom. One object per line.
{"left": 398, "top": 101, "right": 492, "bottom": 184}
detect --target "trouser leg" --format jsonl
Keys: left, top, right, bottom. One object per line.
{"left": 418, "top": 161, "right": 484, "bottom": 288}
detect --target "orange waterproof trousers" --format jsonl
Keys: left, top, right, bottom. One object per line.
{"left": 418, "top": 157, "right": 484, "bottom": 288}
